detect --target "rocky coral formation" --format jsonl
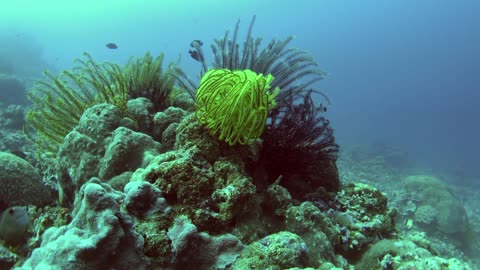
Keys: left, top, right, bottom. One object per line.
{"left": 3, "top": 99, "right": 474, "bottom": 269}
{"left": 57, "top": 103, "right": 162, "bottom": 204}
{"left": 403, "top": 175, "right": 469, "bottom": 234}
{"left": 131, "top": 117, "right": 259, "bottom": 233}
{"left": 333, "top": 183, "right": 397, "bottom": 254}
{"left": 285, "top": 202, "right": 338, "bottom": 264}
{"left": 356, "top": 238, "right": 472, "bottom": 269}
{"left": 0, "top": 152, "right": 52, "bottom": 207}
{"left": 18, "top": 179, "right": 147, "bottom": 270}
{"left": 124, "top": 181, "right": 169, "bottom": 217}
{"left": 167, "top": 215, "right": 243, "bottom": 269}
{"left": 233, "top": 231, "right": 309, "bottom": 269}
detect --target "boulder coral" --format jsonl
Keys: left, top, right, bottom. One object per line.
{"left": 19, "top": 179, "right": 146, "bottom": 270}
{"left": 57, "top": 103, "right": 161, "bottom": 204}
{"left": 0, "top": 152, "right": 52, "bottom": 207}
{"left": 404, "top": 175, "right": 469, "bottom": 234}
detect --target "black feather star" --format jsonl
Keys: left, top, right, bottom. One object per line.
{"left": 257, "top": 90, "right": 340, "bottom": 198}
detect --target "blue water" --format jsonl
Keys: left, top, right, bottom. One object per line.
{"left": 1, "top": 0, "right": 479, "bottom": 183}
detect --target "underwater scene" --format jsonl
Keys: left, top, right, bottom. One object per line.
{"left": 0, "top": 0, "right": 478, "bottom": 269}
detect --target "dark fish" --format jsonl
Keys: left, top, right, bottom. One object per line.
{"left": 9, "top": 150, "right": 26, "bottom": 159}
{"left": 190, "top": 40, "right": 203, "bottom": 47}
{"left": 189, "top": 50, "right": 200, "bottom": 61}
{"left": 106, "top": 42, "right": 118, "bottom": 49}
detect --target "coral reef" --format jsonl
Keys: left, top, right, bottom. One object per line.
{"left": 8, "top": 89, "right": 474, "bottom": 269}
{"left": 56, "top": 103, "right": 161, "bottom": 205}
{"left": 403, "top": 175, "right": 469, "bottom": 234}
{"left": 124, "top": 181, "right": 169, "bottom": 217}
{"left": 0, "top": 105, "right": 29, "bottom": 160}
{"left": 356, "top": 239, "right": 472, "bottom": 269}
{"left": 233, "top": 231, "right": 309, "bottom": 269}
{"left": 132, "top": 141, "right": 258, "bottom": 233}
{"left": 24, "top": 53, "right": 129, "bottom": 154}
{"left": 18, "top": 179, "right": 147, "bottom": 270}
{"left": 285, "top": 202, "right": 338, "bottom": 264}
{"left": 167, "top": 215, "right": 243, "bottom": 269}
{"left": 1, "top": 17, "right": 475, "bottom": 270}
{"left": 0, "top": 152, "right": 52, "bottom": 207}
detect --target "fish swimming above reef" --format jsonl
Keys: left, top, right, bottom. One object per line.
{"left": 106, "top": 42, "right": 118, "bottom": 49}
{"left": 190, "top": 39, "right": 203, "bottom": 47}
{"left": 189, "top": 39, "right": 203, "bottom": 62}
{"left": 189, "top": 49, "right": 200, "bottom": 61}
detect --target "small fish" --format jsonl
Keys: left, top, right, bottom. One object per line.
{"left": 405, "top": 218, "right": 413, "bottom": 229}
{"left": 106, "top": 42, "right": 118, "bottom": 49}
{"left": 0, "top": 206, "right": 30, "bottom": 245}
{"left": 319, "top": 105, "right": 327, "bottom": 113}
{"left": 190, "top": 40, "right": 203, "bottom": 47}
{"left": 9, "top": 150, "right": 26, "bottom": 159}
{"left": 189, "top": 50, "right": 200, "bottom": 61}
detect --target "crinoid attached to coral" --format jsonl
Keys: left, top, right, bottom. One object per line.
{"left": 195, "top": 68, "right": 279, "bottom": 145}
{"left": 124, "top": 51, "right": 177, "bottom": 112}
{"left": 25, "top": 52, "right": 129, "bottom": 155}
{"left": 173, "top": 15, "right": 327, "bottom": 108}
{"left": 174, "top": 16, "right": 339, "bottom": 196}
{"left": 258, "top": 90, "right": 340, "bottom": 197}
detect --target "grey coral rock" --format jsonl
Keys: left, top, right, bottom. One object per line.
{"left": 57, "top": 103, "right": 161, "bottom": 204}
{"left": 98, "top": 127, "right": 160, "bottom": 180}
{"left": 234, "top": 231, "right": 309, "bottom": 269}
{"left": 152, "top": 106, "right": 188, "bottom": 145}
{"left": 127, "top": 97, "right": 154, "bottom": 133}
{"left": 0, "top": 152, "right": 51, "bottom": 207}
{"left": 124, "top": 181, "right": 169, "bottom": 217}
{"left": 167, "top": 216, "right": 243, "bottom": 270}
{"left": 19, "top": 178, "right": 146, "bottom": 270}
{"left": 285, "top": 202, "right": 338, "bottom": 265}
{"left": 170, "top": 92, "right": 195, "bottom": 111}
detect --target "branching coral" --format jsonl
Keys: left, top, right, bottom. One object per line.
{"left": 195, "top": 68, "right": 279, "bottom": 145}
